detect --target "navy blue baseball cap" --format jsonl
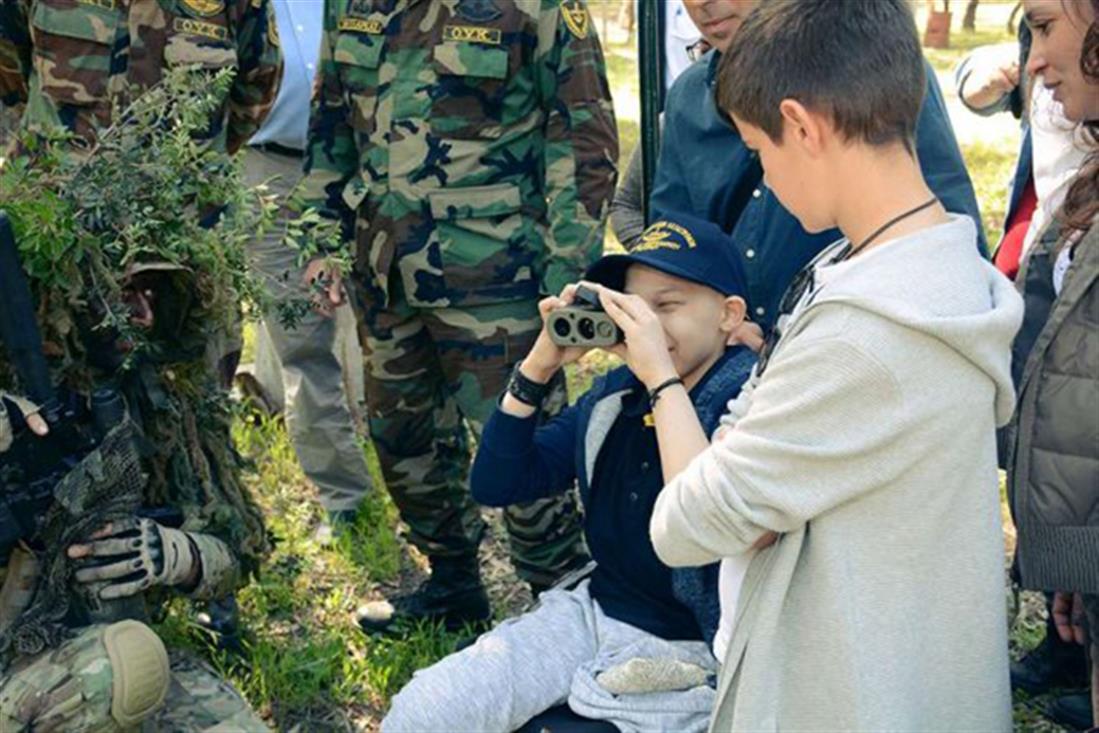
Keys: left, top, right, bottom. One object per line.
{"left": 585, "top": 213, "right": 750, "bottom": 301}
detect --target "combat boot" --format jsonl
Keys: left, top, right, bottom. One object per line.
{"left": 313, "top": 509, "right": 357, "bottom": 547}
{"left": 195, "top": 594, "right": 248, "bottom": 656}
{"left": 1011, "top": 608, "right": 1090, "bottom": 695}
{"left": 356, "top": 553, "right": 491, "bottom": 634}
{"left": 1046, "top": 692, "right": 1094, "bottom": 731}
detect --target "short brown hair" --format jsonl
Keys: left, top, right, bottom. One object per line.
{"left": 714, "top": 0, "right": 925, "bottom": 154}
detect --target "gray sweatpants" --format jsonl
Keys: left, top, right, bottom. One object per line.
{"left": 382, "top": 581, "right": 717, "bottom": 733}
{"left": 244, "top": 146, "right": 372, "bottom": 512}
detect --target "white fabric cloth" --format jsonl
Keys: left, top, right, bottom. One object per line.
{"left": 1025, "top": 84, "right": 1090, "bottom": 257}
{"left": 665, "top": 1, "right": 701, "bottom": 90}
{"left": 382, "top": 580, "right": 717, "bottom": 733}
{"left": 1053, "top": 242, "right": 1073, "bottom": 296}
{"left": 711, "top": 553, "right": 749, "bottom": 662}
{"left": 652, "top": 215, "right": 1022, "bottom": 731}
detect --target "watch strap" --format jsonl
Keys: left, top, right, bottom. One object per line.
{"left": 507, "top": 362, "right": 552, "bottom": 407}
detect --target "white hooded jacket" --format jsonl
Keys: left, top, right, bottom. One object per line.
{"left": 651, "top": 215, "right": 1023, "bottom": 732}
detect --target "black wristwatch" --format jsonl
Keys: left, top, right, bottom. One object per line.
{"left": 507, "top": 362, "right": 553, "bottom": 407}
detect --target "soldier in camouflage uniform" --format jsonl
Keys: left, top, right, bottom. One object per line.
{"left": 0, "top": 0, "right": 280, "bottom": 153}
{"left": 302, "top": 0, "right": 618, "bottom": 630}
{"left": 0, "top": 0, "right": 280, "bottom": 729}
{"left": 0, "top": 508, "right": 267, "bottom": 731}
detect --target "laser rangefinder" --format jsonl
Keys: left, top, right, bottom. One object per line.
{"left": 547, "top": 285, "right": 624, "bottom": 348}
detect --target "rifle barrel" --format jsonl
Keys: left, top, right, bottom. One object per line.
{"left": 0, "top": 211, "right": 59, "bottom": 421}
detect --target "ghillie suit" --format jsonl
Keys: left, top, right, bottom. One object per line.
{"left": 0, "top": 63, "right": 270, "bottom": 625}
{"left": 0, "top": 68, "right": 290, "bottom": 731}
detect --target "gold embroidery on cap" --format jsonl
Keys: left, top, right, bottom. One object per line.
{"left": 633, "top": 222, "right": 698, "bottom": 253}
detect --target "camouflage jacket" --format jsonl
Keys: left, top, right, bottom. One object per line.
{"left": 302, "top": 0, "right": 619, "bottom": 307}
{"left": 0, "top": 0, "right": 282, "bottom": 152}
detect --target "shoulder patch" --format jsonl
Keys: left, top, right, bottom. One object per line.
{"left": 348, "top": 0, "right": 372, "bottom": 18}
{"left": 180, "top": 0, "right": 224, "bottom": 18}
{"left": 560, "top": 0, "right": 589, "bottom": 39}
{"left": 456, "top": 0, "right": 502, "bottom": 23}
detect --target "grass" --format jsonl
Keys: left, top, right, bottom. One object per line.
{"left": 159, "top": 9, "right": 1065, "bottom": 732}
{"left": 915, "top": 1, "right": 1019, "bottom": 73}
{"left": 964, "top": 139, "right": 1019, "bottom": 249}
{"left": 155, "top": 413, "right": 480, "bottom": 730}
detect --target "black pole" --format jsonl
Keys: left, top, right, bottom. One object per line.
{"left": 638, "top": 0, "right": 666, "bottom": 227}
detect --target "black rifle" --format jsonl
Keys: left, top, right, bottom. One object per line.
{"left": 0, "top": 211, "right": 171, "bottom": 635}
{"left": 0, "top": 210, "right": 103, "bottom": 555}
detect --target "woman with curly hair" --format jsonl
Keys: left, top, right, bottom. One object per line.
{"left": 1008, "top": 0, "right": 1099, "bottom": 728}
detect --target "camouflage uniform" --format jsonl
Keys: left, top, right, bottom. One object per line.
{"left": 0, "top": 529, "right": 268, "bottom": 731}
{"left": 0, "top": 0, "right": 281, "bottom": 153}
{"left": 0, "top": 620, "right": 264, "bottom": 731}
{"left": 0, "top": 106, "right": 19, "bottom": 153}
{"left": 302, "top": 0, "right": 619, "bottom": 587}
{"left": 0, "top": 0, "right": 280, "bottom": 729}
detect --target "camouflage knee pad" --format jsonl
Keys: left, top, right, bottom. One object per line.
{"left": 0, "top": 620, "right": 169, "bottom": 732}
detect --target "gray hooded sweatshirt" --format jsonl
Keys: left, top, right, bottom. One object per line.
{"left": 651, "top": 215, "right": 1023, "bottom": 732}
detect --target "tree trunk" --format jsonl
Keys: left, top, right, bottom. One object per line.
{"left": 618, "top": 0, "right": 635, "bottom": 41}
{"left": 1008, "top": 1, "right": 1023, "bottom": 33}
{"left": 963, "top": 0, "right": 979, "bottom": 31}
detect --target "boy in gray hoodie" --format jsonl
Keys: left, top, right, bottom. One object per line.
{"left": 648, "top": 1, "right": 1024, "bottom": 730}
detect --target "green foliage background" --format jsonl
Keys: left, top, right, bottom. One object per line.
{"left": 0, "top": 4, "right": 1066, "bottom": 731}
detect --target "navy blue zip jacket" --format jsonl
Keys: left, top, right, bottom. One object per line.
{"left": 471, "top": 346, "right": 757, "bottom": 645}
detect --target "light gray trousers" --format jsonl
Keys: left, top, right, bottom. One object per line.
{"left": 244, "top": 146, "right": 372, "bottom": 512}
{"left": 382, "top": 581, "right": 717, "bottom": 733}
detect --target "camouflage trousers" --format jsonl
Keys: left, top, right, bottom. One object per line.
{"left": 349, "top": 273, "right": 589, "bottom": 588}
{"left": 0, "top": 623, "right": 266, "bottom": 732}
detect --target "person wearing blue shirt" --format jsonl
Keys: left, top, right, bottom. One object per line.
{"left": 653, "top": 0, "right": 985, "bottom": 333}
{"left": 382, "top": 215, "right": 757, "bottom": 733}
{"left": 245, "top": 0, "right": 373, "bottom": 536}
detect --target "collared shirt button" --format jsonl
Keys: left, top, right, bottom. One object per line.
{"left": 640, "top": 461, "right": 650, "bottom": 471}
{"left": 752, "top": 189, "right": 762, "bottom": 198}
{"left": 746, "top": 248, "right": 756, "bottom": 259}
{"left": 296, "top": 24, "right": 304, "bottom": 33}
{"left": 629, "top": 492, "right": 639, "bottom": 502}
{"left": 306, "top": 63, "right": 315, "bottom": 71}
{"left": 756, "top": 306, "right": 766, "bottom": 316}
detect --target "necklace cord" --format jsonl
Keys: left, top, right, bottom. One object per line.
{"left": 845, "top": 197, "right": 939, "bottom": 260}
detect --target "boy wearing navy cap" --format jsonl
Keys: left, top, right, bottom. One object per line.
{"left": 381, "top": 215, "right": 757, "bottom": 733}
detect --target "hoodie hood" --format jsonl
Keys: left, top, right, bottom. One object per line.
{"left": 803, "top": 215, "right": 1024, "bottom": 426}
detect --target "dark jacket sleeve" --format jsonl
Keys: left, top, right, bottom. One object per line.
{"left": 470, "top": 399, "right": 582, "bottom": 507}
{"left": 917, "top": 60, "right": 989, "bottom": 255}
{"left": 609, "top": 146, "right": 647, "bottom": 250}
{"left": 649, "top": 78, "right": 691, "bottom": 222}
